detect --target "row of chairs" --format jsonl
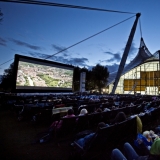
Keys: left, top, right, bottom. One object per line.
{"left": 140, "top": 106, "right": 160, "bottom": 130}
{"left": 54, "top": 106, "right": 160, "bottom": 159}
{"left": 13, "top": 102, "right": 137, "bottom": 126}
{"left": 53, "top": 106, "right": 138, "bottom": 142}
{"left": 13, "top": 99, "right": 159, "bottom": 129}
{"left": 73, "top": 116, "right": 137, "bottom": 159}
{"left": 73, "top": 104, "right": 160, "bottom": 159}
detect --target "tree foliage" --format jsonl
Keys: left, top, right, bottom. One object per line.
{"left": 0, "top": 63, "right": 15, "bottom": 91}
{"left": 91, "top": 64, "right": 109, "bottom": 93}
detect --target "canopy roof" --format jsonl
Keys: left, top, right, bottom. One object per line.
{"left": 107, "top": 38, "right": 154, "bottom": 85}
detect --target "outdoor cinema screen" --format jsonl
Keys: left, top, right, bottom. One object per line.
{"left": 14, "top": 54, "right": 74, "bottom": 92}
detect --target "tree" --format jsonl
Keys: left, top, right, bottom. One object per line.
{"left": 0, "top": 63, "right": 15, "bottom": 91}
{"left": 91, "top": 64, "right": 109, "bottom": 93}
{"left": 85, "top": 70, "right": 95, "bottom": 91}
{"left": 73, "top": 66, "right": 92, "bottom": 92}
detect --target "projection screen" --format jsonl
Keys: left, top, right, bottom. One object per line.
{"left": 13, "top": 54, "right": 74, "bottom": 92}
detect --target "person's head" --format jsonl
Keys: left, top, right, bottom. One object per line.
{"left": 96, "top": 122, "right": 108, "bottom": 132}
{"left": 95, "top": 108, "right": 102, "bottom": 113}
{"left": 143, "top": 131, "right": 152, "bottom": 141}
{"left": 114, "top": 112, "right": 127, "bottom": 123}
{"left": 79, "top": 108, "right": 88, "bottom": 116}
{"left": 67, "top": 109, "right": 74, "bottom": 115}
{"left": 112, "top": 106, "right": 116, "bottom": 110}
{"left": 98, "top": 122, "right": 107, "bottom": 129}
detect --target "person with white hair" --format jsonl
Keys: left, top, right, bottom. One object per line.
{"left": 79, "top": 108, "right": 88, "bottom": 116}
{"left": 142, "top": 131, "right": 153, "bottom": 150}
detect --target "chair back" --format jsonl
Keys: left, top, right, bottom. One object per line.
{"left": 59, "top": 116, "right": 78, "bottom": 136}
{"left": 88, "top": 124, "right": 115, "bottom": 151}
{"left": 76, "top": 115, "right": 89, "bottom": 132}
{"left": 88, "top": 112, "right": 103, "bottom": 127}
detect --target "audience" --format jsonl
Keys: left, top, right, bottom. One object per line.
{"left": 50, "top": 109, "right": 75, "bottom": 130}
{"left": 72, "top": 122, "right": 109, "bottom": 149}
{"left": 111, "top": 141, "right": 160, "bottom": 160}
{"left": 4, "top": 94, "right": 160, "bottom": 159}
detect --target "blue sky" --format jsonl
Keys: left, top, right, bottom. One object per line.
{"left": 0, "top": 0, "right": 160, "bottom": 75}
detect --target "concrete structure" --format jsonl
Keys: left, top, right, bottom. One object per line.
{"left": 80, "top": 72, "right": 86, "bottom": 92}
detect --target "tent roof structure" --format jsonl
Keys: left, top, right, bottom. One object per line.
{"left": 107, "top": 38, "right": 155, "bottom": 85}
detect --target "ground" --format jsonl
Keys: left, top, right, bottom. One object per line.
{"left": 0, "top": 109, "right": 73, "bottom": 160}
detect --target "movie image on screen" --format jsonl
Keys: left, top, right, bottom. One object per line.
{"left": 14, "top": 54, "right": 74, "bottom": 92}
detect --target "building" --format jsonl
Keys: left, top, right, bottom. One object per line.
{"left": 107, "top": 38, "right": 160, "bottom": 95}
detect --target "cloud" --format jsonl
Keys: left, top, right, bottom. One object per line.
{"left": 52, "top": 44, "right": 66, "bottom": 52}
{"left": 102, "top": 42, "right": 138, "bottom": 64}
{"left": 66, "top": 57, "right": 89, "bottom": 66}
{"left": 106, "top": 63, "right": 119, "bottom": 73}
{"left": 28, "top": 52, "right": 49, "bottom": 59}
{"left": 51, "top": 44, "right": 71, "bottom": 57}
{"left": 10, "top": 39, "right": 42, "bottom": 50}
{"left": 104, "top": 51, "right": 121, "bottom": 62}
{"left": 52, "top": 44, "right": 69, "bottom": 53}
{"left": 28, "top": 52, "right": 89, "bottom": 67}
{"left": 122, "top": 42, "right": 138, "bottom": 60}
{"left": 0, "top": 37, "right": 7, "bottom": 46}
{"left": 102, "top": 42, "right": 138, "bottom": 73}
{"left": 50, "top": 56, "right": 89, "bottom": 67}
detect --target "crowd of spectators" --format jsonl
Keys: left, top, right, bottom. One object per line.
{"left": 1, "top": 93, "right": 160, "bottom": 159}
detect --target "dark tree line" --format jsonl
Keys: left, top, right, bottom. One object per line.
{"left": 0, "top": 62, "right": 109, "bottom": 93}
{"left": 73, "top": 64, "right": 109, "bottom": 93}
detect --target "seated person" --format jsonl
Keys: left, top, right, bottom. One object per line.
{"left": 134, "top": 131, "right": 153, "bottom": 152}
{"left": 143, "top": 131, "right": 153, "bottom": 144}
{"left": 63, "top": 108, "right": 75, "bottom": 118}
{"left": 150, "top": 137, "right": 160, "bottom": 156}
{"left": 103, "top": 107, "right": 111, "bottom": 112}
{"left": 111, "top": 105, "right": 119, "bottom": 110}
{"left": 129, "top": 102, "right": 135, "bottom": 107}
{"left": 94, "top": 108, "right": 102, "bottom": 113}
{"left": 50, "top": 109, "right": 75, "bottom": 130}
{"left": 111, "top": 112, "right": 127, "bottom": 124}
{"left": 72, "top": 122, "right": 109, "bottom": 149}
{"left": 129, "top": 114, "right": 143, "bottom": 134}
{"left": 79, "top": 108, "right": 88, "bottom": 116}
{"left": 111, "top": 141, "right": 160, "bottom": 160}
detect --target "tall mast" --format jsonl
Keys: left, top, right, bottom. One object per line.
{"left": 111, "top": 13, "right": 141, "bottom": 94}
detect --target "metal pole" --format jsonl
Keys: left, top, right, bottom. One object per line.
{"left": 158, "top": 50, "right": 160, "bottom": 95}
{"left": 111, "top": 13, "right": 141, "bottom": 94}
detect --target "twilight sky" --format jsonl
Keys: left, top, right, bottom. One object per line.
{"left": 0, "top": 0, "right": 160, "bottom": 75}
